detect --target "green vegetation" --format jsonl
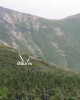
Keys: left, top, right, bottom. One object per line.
{"left": 0, "top": 44, "right": 80, "bottom": 99}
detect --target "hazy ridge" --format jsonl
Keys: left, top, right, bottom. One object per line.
{"left": 0, "top": 6, "right": 80, "bottom": 71}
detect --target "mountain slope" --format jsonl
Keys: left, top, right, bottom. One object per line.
{"left": 0, "top": 44, "right": 80, "bottom": 99}
{"left": 0, "top": 6, "right": 80, "bottom": 71}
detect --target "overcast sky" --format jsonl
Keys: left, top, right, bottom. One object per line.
{"left": 0, "top": 0, "right": 80, "bottom": 19}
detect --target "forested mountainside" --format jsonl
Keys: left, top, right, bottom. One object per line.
{"left": 0, "top": 6, "right": 80, "bottom": 71}
{"left": 0, "top": 44, "right": 80, "bottom": 99}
